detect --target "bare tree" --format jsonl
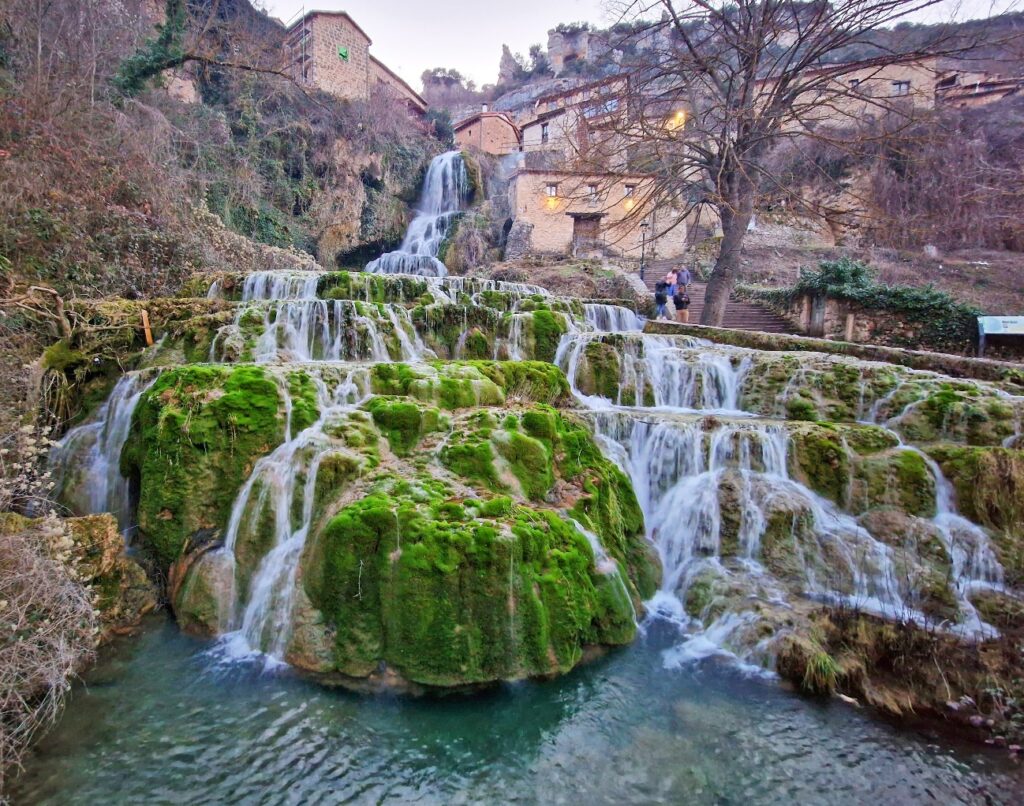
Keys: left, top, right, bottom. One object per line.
{"left": 589, "top": 0, "right": 996, "bottom": 325}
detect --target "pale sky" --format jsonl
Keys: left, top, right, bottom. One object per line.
{"left": 263, "top": 1, "right": 1019, "bottom": 90}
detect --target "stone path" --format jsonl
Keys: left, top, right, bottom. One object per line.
{"left": 641, "top": 259, "right": 793, "bottom": 334}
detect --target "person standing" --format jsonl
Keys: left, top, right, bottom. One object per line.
{"left": 673, "top": 288, "right": 691, "bottom": 323}
{"left": 665, "top": 270, "right": 678, "bottom": 297}
{"left": 676, "top": 265, "right": 692, "bottom": 292}
{"left": 654, "top": 280, "right": 670, "bottom": 320}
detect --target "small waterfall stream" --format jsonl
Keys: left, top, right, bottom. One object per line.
{"left": 365, "top": 151, "right": 468, "bottom": 277}
{"left": 51, "top": 373, "right": 156, "bottom": 536}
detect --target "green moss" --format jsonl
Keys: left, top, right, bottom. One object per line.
{"left": 786, "top": 397, "right": 819, "bottom": 422}
{"left": 366, "top": 397, "right": 442, "bottom": 456}
{"left": 496, "top": 431, "right": 553, "bottom": 501}
{"left": 301, "top": 477, "right": 637, "bottom": 686}
{"left": 530, "top": 309, "right": 568, "bottom": 363}
{"left": 42, "top": 340, "right": 88, "bottom": 372}
{"left": 121, "top": 364, "right": 284, "bottom": 567}
{"left": 441, "top": 435, "right": 503, "bottom": 491}
{"left": 790, "top": 428, "right": 849, "bottom": 506}
{"left": 288, "top": 371, "right": 321, "bottom": 433}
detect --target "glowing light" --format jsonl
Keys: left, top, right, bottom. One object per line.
{"left": 667, "top": 110, "right": 687, "bottom": 131}
{"left": 624, "top": 199, "right": 635, "bottom": 211}
{"left": 545, "top": 195, "right": 559, "bottom": 209}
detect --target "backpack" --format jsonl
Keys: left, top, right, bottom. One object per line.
{"left": 654, "top": 281, "right": 668, "bottom": 293}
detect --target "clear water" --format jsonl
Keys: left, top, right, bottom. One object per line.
{"left": 11, "top": 617, "right": 1022, "bottom": 805}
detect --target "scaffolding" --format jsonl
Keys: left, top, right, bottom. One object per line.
{"left": 283, "top": 7, "right": 313, "bottom": 86}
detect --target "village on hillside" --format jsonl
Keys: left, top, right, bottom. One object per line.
{"left": 2, "top": 1, "right": 1024, "bottom": 801}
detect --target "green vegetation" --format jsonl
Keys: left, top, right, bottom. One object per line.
{"left": 756, "top": 258, "right": 982, "bottom": 352}
{"left": 120, "top": 365, "right": 283, "bottom": 566}
{"left": 299, "top": 476, "right": 638, "bottom": 686}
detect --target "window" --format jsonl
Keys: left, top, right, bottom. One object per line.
{"left": 541, "top": 123, "right": 550, "bottom": 144}
{"left": 546, "top": 183, "right": 558, "bottom": 197}
{"left": 891, "top": 80, "right": 911, "bottom": 96}
{"left": 849, "top": 78, "right": 861, "bottom": 89}
{"left": 587, "top": 184, "right": 599, "bottom": 201}
{"left": 624, "top": 185, "right": 636, "bottom": 198}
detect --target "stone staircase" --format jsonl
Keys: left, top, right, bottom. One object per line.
{"left": 641, "top": 259, "right": 793, "bottom": 334}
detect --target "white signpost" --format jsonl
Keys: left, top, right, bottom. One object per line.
{"left": 977, "top": 316, "right": 1024, "bottom": 357}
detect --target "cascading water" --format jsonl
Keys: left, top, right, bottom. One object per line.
{"left": 365, "top": 151, "right": 468, "bottom": 277}
{"left": 214, "top": 369, "right": 371, "bottom": 663}
{"left": 50, "top": 373, "right": 157, "bottom": 536}
{"left": 583, "top": 303, "right": 644, "bottom": 333}
{"left": 56, "top": 258, "right": 1021, "bottom": 676}
{"left": 555, "top": 316, "right": 1016, "bottom": 663}
{"left": 556, "top": 333, "right": 752, "bottom": 411}
{"left": 209, "top": 271, "right": 431, "bottom": 364}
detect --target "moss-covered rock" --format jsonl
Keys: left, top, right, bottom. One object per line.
{"left": 121, "top": 365, "right": 284, "bottom": 567}
{"left": 927, "top": 445, "right": 1024, "bottom": 585}
{"left": 296, "top": 476, "right": 639, "bottom": 687}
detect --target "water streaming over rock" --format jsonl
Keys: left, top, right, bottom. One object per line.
{"left": 50, "top": 373, "right": 157, "bottom": 536}
{"left": 554, "top": 317, "right": 1018, "bottom": 661}
{"left": 556, "top": 333, "right": 752, "bottom": 411}
{"left": 213, "top": 369, "right": 372, "bottom": 662}
{"left": 53, "top": 246, "right": 1024, "bottom": 675}
{"left": 583, "top": 303, "right": 644, "bottom": 333}
{"left": 365, "top": 151, "right": 468, "bottom": 277}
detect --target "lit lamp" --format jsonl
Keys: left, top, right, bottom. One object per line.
{"left": 639, "top": 219, "right": 650, "bottom": 281}
{"left": 668, "top": 110, "right": 687, "bottom": 131}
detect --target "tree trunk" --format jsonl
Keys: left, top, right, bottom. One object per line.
{"left": 701, "top": 200, "right": 752, "bottom": 327}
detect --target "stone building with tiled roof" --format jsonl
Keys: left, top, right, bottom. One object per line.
{"left": 284, "top": 9, "right": 426, "bottom": 114}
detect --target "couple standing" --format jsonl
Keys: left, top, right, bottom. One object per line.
{"left": 654, "top": 266, "right": 692, "bottom": 323}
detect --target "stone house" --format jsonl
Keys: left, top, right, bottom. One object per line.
{"left": 762, "top": 58, "right": 939, "bottom": 132}
{"left": 935, "top": 69, "right": 1024, "bottom": 108}
{"left": 284, "top": 10, "right": 426, "bottom": 114}
{"left": 506, "top": 170, "right": 691, "bottom": 261}
{"left": 453, "top": 110, "right": 521, "bottom": 155}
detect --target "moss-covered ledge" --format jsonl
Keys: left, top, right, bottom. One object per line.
{"left": 643, "top": 320, "right": 1024, "bottom": 392}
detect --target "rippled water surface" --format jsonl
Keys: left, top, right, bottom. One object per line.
{"left": 12, "top": 617, "right": 1023, "bottom": 804}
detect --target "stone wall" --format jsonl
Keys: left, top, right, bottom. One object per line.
{"left": 455, "top": 114, "right": 520, "bottom": 155}
{"left": 307, "top": 14, "right": 372, "bottom": 101}
{"left": 734, "top": 288, "right": 1024, "bottom": 359}
{"left": 369, "top": 57, "right": 427, "bottom": 112}
{"left": 507, "top": 171, "right": 689, "bottom": 259}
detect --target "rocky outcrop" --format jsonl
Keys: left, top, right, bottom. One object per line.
{"left": 123, "top": 362, "right": 656, "bottom": 689}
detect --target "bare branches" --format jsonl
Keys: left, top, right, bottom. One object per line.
{"left": 0, "top": 518, "right": 97, "bottom": 785}
{"left": 589, "top": 0, "right": 1014, "bottom": 324}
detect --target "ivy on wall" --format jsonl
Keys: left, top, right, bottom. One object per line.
{"left": 747, "top": 258, "right": 982, "bottom": 353}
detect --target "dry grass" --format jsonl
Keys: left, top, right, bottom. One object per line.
{"left": 0, "top": 517, "right": 97, "bottom": 787}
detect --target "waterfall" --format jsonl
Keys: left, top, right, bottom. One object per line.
{"left": 210, "top": 271, "right": 432, "bottom": 364}
{"left": 567, "top": 328, "right": 1017, "bottom": 657}
{"left": 50, "top": 373, "right": 156, "bottom": 536}
{"left": 590, "top": 413, "right": 929, "bottom": 639}
{"left": 365, "top": 151, "right": 468, "bottom": 277}
{"left": 216, "top": 369, "right": 370, "bottom": 663}
{"left": 557, "top": 333, "right": 752, "bottom": 412}
{"left": 909, "top": 447, "right": 1005, "bottom": 637}
{"left": 583, "top": 303, "right": 644, "bottom": 333}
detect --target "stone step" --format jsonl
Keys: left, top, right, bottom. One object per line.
{"left": 640, "top": 276, "right": 793, "bottom": 334}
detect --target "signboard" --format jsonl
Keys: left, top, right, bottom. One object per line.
{"left": 978, "top": 316, "right": 1024, "bottom": 336}
{"left": 977, "top": 316, "right": 1024, "bottom": 357}
{"left": 338, "top": 46, "right": 349, "bottom": 61}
